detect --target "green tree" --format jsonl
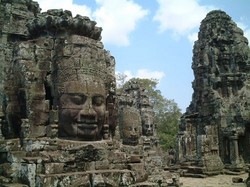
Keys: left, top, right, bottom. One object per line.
{"left": 116, "top": 73, "right": 127, "bottom": 89}
{"left": 155, "top": 99, "right": 181, "bottom": 151}
{"left": 118, "top": 77, "right": 182, "bottom": 151}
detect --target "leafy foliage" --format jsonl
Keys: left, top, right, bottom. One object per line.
{"left": 155, "top": 99, "right": 181, "bottom": 151}
{"left": 116, "top": 73, "right": 128, "bottom": 89}
{"left": 117, "top": 76, "right": 182, "bottom": 151}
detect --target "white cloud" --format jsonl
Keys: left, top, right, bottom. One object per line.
{"left": 93, "top": 0, "right": 148, "bottom": 46}
{"left": 116, "top": 69, "right": 165, "bottom": 88}
{"left": 188, "top": 32, "right": 198, "bottom": 44}
{"left": 121, "top": 69, "right": 165, "bottom": 82}
{"left": 35, "top": 0, "right": 92, "bottom": 17}
{"left": 153, "top": 0, "right": 214, "bottom": 36}
{"left": 136, "top": 69, "right": 165, "bottom": 80}
{"left": 245, "top": 30, "right": 250, "bottom": 45}
{"left": 123, "top": 70, "right": 134, "bottom": 81}
{"left": 236, "top": 22, "right": 250, "bottom": 45}
{"left": 236, "top": 22, "right": 247, "bottom": 31}
{"left": 35, "top": 0, "right": 148, "bottom": 47}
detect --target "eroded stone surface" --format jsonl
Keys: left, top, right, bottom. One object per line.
{"left": 177, "top": 10, "right": 250, "bottom": 176}
{"left": 0, "top": 0, "right": 178, "bottom": 186}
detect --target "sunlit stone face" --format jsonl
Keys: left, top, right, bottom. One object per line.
{"left": 142, "top": 114, "right": 154, "bottom": 136}
{"left": 121, "top": 108, "right": 141, "bottom": 146}
{"left": 59, "top": 79, "right": 106, "bottom": 141}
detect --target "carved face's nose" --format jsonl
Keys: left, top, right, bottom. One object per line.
{"left": 77, "top": 98, "right": 97, "bottom": 122}
{"left": 145, "top": 124, "right": 152, "bottom": 131}
{"left": 130, "top": 126, "right": 137, "bottom": 135}
{"left": 148, "top": 125, "right": 152, "bottom": 130}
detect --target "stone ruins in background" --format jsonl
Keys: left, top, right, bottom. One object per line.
{"left": 0, "top": 0, "right": 178, "bottom": 186}
{"left": 177, "top": 10, "right": 250, "bottom": 177}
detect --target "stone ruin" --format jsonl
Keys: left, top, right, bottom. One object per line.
{"left": 117, "top": 81, "right": 166, "bottom": 181}
{"left": 177, "top": 10, "right": 250, "bottom": 177}
{"left": 0, "top": 0, "right": 179, "bottom": 186}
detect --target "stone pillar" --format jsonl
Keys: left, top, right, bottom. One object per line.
{"left": 196, "top": 127, "right": 204, "bottom": 165}
{"left": 175, "top": 133, "right": 182, "bottom": 164}
{"left": 0, "top": 33, "right": 8, "bottom": 43}
{"left": 21, "top": 119, "right": 30, "bottom": 139}
{"left": 0, "top": 119, "right": 4, "bottom": 140}
{"left": 229, "top": 134, "right": 241, "bottom": 166}
{"left": 47, "top": 110, "right": 59, "bottom": 138}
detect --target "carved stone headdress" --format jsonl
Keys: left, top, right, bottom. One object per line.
{"left": 26, "top": 9, "right": 116, "bottom": 100}
{"left": 55, "top": 52, "right": 115, "bottom": 95}
{"left": 51, "top": 35, "right": 116, "bottom": 97}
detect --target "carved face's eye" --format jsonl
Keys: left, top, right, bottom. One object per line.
{"left": 92, "top": 96, "right": 104, "bottom": 106}
{"left": 69, "top": 94, "right": 86, "bottom": 105}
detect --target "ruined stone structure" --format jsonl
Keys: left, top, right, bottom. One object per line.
{"left": 177, "top": 10, "right": 250, "bottom": 176}
{"left": 117, "top": 81, "right": 172, "bottom": 183}
{"left": 0, "top": 0, "right": 178, "bottom": 186}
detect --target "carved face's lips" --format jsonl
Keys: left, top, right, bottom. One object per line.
{"left": 130, "top": 137, "right": 138, "bottom": 142}
{"left": 124, "top": 135, "right": 139, "bottom": 146}
{"left": 77, "top": 123, "right": 98, "bottom": 129}
{"left": 145, "top": 131, "right": 153, "bottom": 136}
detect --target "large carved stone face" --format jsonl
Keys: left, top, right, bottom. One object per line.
{"left": 121, "top": 108, "right": 140, "bottom": 146}
{"left": 59, "top": 79, "right": 106, "bottom": 141}
{"left": 142, "top": 114, "right": 154, "bottom": 136}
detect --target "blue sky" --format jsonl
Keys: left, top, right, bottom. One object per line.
{"left": 36, "top": 0, "right": 250, "bottom": 112}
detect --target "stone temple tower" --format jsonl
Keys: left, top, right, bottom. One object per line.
{"left": 177, "top": 10, "right": 250, "bottom": 175}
